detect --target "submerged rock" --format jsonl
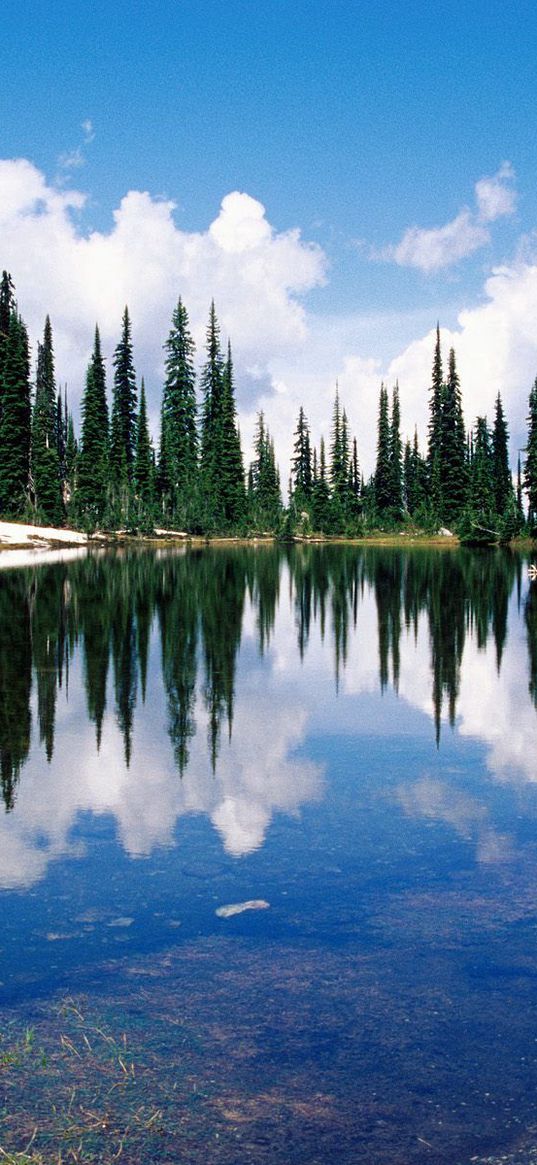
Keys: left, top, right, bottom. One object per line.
{"left": 215, "top": 899, "right": 270, "bottom": 919}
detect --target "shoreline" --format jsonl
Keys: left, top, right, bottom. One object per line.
{"left": 0, "top": 519, "right": 535, "bottom": 556}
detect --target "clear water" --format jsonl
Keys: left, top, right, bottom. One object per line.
{"left": 0, "top": 545, "right": 536, "bottom": 1163}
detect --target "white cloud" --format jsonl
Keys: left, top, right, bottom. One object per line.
{"left": 389, "top": 209, "right": 489, "bottom": 273}
{"left": 1, "top": 157, "right": 537, "bottom": 487}
{"left": 475, "top": 161, "right": 516, "bottom": 222}
{"left": 383, "top": 163, "right": 517, "bottom": 273}
{"left": 81, "top": 119, "right": 95, "bottom": 144}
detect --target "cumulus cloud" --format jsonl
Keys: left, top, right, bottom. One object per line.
{"left": 1, "top": 156, "right": 537, "bottom": 485}
{"left": 0, "top": 159, "right": 325, "bottom": 438}
{"left": 388, "top": 210, "right": 489, "bottom": 273}
{"left": 475, "top": 161, "right": 516, "bottom": 222}
{"left": 383, "top": 163, "right": 517, "bottom": 273}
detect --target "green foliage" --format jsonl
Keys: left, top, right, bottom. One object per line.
{"left": 524, "top": 379, "right": 537, "bottom": 533}
{"left": 248, "top": 411, "right": 282, "bottom": 531}
{"left": 31, "top": 317, "right": 64, "bottom": 525}
{"left": 110, "top": 306, "right": 137, "bottom": 486}
{"left": 290, "top": 405, "right": 312, "bottom": 514}
{"left": 159, "top": 297, "right": 198, "bottom": 527}
{"left": 440, "top": 348, "right": 467, "bottom": 525}
{"left": 0, "top": 313, "right": 31, "bottom": 516}
{"left": 134, "top": 379, "right": 156, "bottom": 529}
{"left": 76, "top": 326, "right": 109, "bottom": 526}
{"left": 200, "top": 307, "right": 246, "bottom": 532}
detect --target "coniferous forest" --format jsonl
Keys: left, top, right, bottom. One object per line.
{"left": 2, "top": 269, "right": 537, "bottom": 543}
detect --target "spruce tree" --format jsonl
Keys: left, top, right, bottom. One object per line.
{"left": 524, "top": 379, "right": 537, "bottom": 533}
{"left": 459, "top": 416, "right": 497, "bottom": 541}
{"left": 218, "top": 342, "right": 246, "bottom": 528}
{"left": 159, "top": 298, "right": 198, "bottom": 525}
{"left": 31, "top": 317, "right": 63, "bottom": 525}
{"left": 200, "top": 302, "right": 226, "bottom": 527}
{"left": 290, "top": 406, "right": 313, "bottom": 513}
{"left": 110, "top": 306, "right": 137, "bottom": 485}
{"left": 0, "top": 270, "right": 15, "bottom": 387}
{"left": 388, "top": 382, "right": 404, "bottom": 519}
{"left": 374, "top": 383, "right": 392, "bottom": 517}
{"left": 329, "top": 386, "right": 347, "bottom": 500}
{"left": 249, "top": 411, "right": 282, "bottom": 531}
{"left": 427, "top": 324, "right": 444, "bottom": 518}
{"left": 315, "top": 437, "right": 332, "bottom": 530}
{"left": 134, "top": 379, "right": 155, "bottom": 518}
{"left": 491, "top": 392, "right": 513, "bottom": 518}
{"left": 437, "top": 347, "right": 467, "bottom": 525}
{"left": 0, "top": 313, "right": 31, "bottom": 516}
{"left": 404, "top": 428, "right": 428, "bottom": 518}
{"left": 77, "top": 326, "right": 109, "bottom": 525}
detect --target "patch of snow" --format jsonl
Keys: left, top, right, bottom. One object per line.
{"left": 0, "top": 520, "right": 88, "bottom": 546}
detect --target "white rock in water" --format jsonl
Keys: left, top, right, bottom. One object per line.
{"left": 215, "top": 899, "right": 270, "bottom": 919}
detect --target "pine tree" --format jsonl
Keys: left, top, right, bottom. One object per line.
{"left": 374, "top": 383, "right": 392, "bottom": 516}
{"left": 249, "top": 411, "right": 282, "bottom": 531}
{"left": 200, "top": 302, "right": 225, "bottom": 491}
{"left": 31, "top": 317, "right": 63, "bottom": 525}
{"left": 404, "top": 428, "right": 428, "bottom": 518}
{"left": 311, "top": 436, "right": 332, "bottom": 531}
{"left": 134, "top": 379, "right": 155, "bottom": 519}
{"left": 491, "top": 392, "right": 513, "bottom": 519}
{"left": 159, "top": 298, "right": 198, "bottom": 525}
{"left": 0, "top": 313, "right": 31, "bottom": 516}
{"left": 329, "top": 386, "right": 348, "bottom": 500}
{"left": 199, "top": 302, "right": 226, "bottom": 528}
{"left": 524, "top": 378, "right": 537, "bottom": 533}
{"left": 0, "top": 271, "right": 15, "bottom": 385}
{"left": 459, "top": 416, "right": 497, "bottom": 542}
{"left": 440, "top": 348, "right": 467, "bottom": 525}
{"left": 77, "top": 326, "right": 109, "bottom": 525}
{"left": 218, "top": 342, "right": 246, "bottom": 528}
{"left": 110, "top": 306, "right": 137, "bottom": 484}
{"left": 427, "top": 324, "right": 444, "bottom": 517}
{"left": 388, "top": 382, "right": 404, "bottom": 519}
{"left": 290, "top": 406, "right": 312, "bottom": 507}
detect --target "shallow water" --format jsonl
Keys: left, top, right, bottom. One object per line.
{"left": 0, "top": 545, "right": 537, "bottom": 1163}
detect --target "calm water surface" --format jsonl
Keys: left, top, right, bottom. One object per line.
{"left": 1, "top": 545, "right": 537, "bottom": 1164}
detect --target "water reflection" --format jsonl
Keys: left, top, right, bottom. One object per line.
{"left": 0, "top": 545, "right": 535, "bottom": 888}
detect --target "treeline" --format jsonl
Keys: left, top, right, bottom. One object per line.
{"left": 0, "top": 545, "right": 530, "bottom": 811}
{"left": 2, "top": 270, "right": 537, "bottom": 540}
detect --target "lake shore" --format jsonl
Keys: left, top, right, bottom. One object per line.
{"left": 0, "top": 519, "right": 535, "bottom": 555}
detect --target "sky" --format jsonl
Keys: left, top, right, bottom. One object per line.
{"left": 2, "top": 0, "right": 537, "bottom": 478}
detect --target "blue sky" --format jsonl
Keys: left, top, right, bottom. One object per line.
{"left": 2, "top": 0, "right": 537, "bottom": 473}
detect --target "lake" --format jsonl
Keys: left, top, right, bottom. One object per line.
{"left": 0, "top": 544, "right": 537, "bottom": 1164}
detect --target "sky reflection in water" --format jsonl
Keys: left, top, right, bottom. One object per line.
{"left": 1, "top": 545, "right": 537, "bottom": 1164}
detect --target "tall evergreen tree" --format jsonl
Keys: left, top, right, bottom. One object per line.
{"left": 427, "top": 324, "right": 444, "bottom": 517}
{"left": 249, "top": 411, "right": 282, "bottom": 530}
{"left": 440, "top": 348, "right": 467, "bottom": 524}
{"left": 491, "top": 391, "right": 513, "bottom": 518}
{"left": 0, "top": 270, "right": 15, "bottom": 386}
{"left": 77, "top": 326, "right": 109, "bottom": 524}
{"left": 404, "top": 428, "right": 428, "bottom": 518}
{"left": 460, "top": 416, "right": 497, "bottom": 541}
{"left": 311, "top": 436, "right": 332, "bottom": 530}
{"left": 290, "top": 406, "right": 313, "bottom": 509}
{"left": 329, "top": 386, "right": 349, "bottom": 501}
{"left": 524, "top": 378, "right": 537, "bottom": 533}
{"left": 388, "top": 382, "right": 404, "bottom": 518}
{"left": 31, "top": 317, "right": 63, "bottom": 524}
{"left": 0, "top": 313, "right": 31, "bottom": 516}
{"left": 159, "top": 298, "right": 198, "bottom": 524}
{"left": 110, "top": 306, "right": 137, "bottom": 484}
{"left": 134, "top": 379, "right": 155, "bottom": 514}
{"left": 218, "top": 342, "right": 246, "bottom": 527}
{"left": 374, "top": 383, "right": 392, "bottom": 516}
